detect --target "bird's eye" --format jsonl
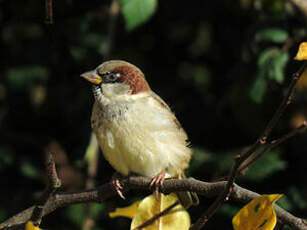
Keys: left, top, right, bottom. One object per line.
{"left": 97, "top": 71, "right": 121, "bottom": 83}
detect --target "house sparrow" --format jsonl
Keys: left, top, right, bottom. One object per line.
{"left": 81, "top": 60, "right": 198, "bottom": 208}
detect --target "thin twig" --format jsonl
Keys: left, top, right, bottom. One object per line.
{"left": 45, "top": 0, "right": 53, "bottom": 24}
{"left": 133, "top": 201, "right": 180, "bottom": 230}
{"left": 29, "top": 153, "right": 61, "bottom": 226}
{"left": 239, "top": 122, "right": 307, "bottom": 174}
{"left": 190, "top": 62, "right": 307, "bottom": 230}
{"left": 104, "top": 0, "right": 120, "bottom": 59}
{"left": 259, "top": 62, "right": 307, "bottom": 144}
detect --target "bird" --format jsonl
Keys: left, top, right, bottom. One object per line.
{"left": 81, "top": 60, "right": 198, "bottom": 208}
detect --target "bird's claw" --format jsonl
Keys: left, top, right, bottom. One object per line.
{"left": 111, "top": 173, "right": 125, "bottom": 199}
{"left": 150, "top": 171, "right": 166, "bottom": 199}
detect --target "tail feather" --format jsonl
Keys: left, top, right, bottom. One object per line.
{"left": 176, "top": 173, "right": 199, "bottom": 209}
{"left": 176, "top": 191, "right": 199, "bottom": 209}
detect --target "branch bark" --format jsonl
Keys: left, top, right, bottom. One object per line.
{"left": 29, "top": 153, "right": 61, "bottom": 226}
{"left": 1, "top": 176, "right": 306, "bottom": 230}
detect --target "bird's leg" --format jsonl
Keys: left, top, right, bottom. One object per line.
{"left": 150, "top": 170, "right": 166, "bottom": 199}
{"left": 110, "top": 172, "right": 125, "bottom": 199}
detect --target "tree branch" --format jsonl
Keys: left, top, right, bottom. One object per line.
{"left": 29, "top": 153, "right": 61, "bottom": 226}
{"left": 1, "top": 176, "right": 306, "bottom": 230}
{"left": 190, "top": 62, "right": 307, "bottom": 230}
{"left": 239, "top": 122, "right": 307, "bottom": 174}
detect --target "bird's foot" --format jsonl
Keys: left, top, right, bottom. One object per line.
{"left": 110, "top": 172, "right": 125, "bottom": 199}
{"left": 150, "top": 170, "right": 166, "bottom": 199}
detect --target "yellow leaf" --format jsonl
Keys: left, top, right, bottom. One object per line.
{"left": 232, "top": 194, "right": 282, "bottom": 230}
{"left": 109, "top": 201, "right": 141, "bottom": 219}
{"left": 290, "top": 112, "right": 306, "bottom": 129}
{"left": 25, "top": 221, "right": 41, "bottom": 230}
{"left": 295, "top": 42, "right": 307, "bottom": 61}
{"left": 131, "top": 193, "right": 190, "bottom": 230}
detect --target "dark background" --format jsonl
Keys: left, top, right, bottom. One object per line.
{"left": 0, "top": 0, "right": 307, "bottom": 229}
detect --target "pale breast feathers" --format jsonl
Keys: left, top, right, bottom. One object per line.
{"left": 92, "top": 92, "right": 192, "bottom": 177}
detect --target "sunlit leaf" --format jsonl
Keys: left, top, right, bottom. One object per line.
{"left": 120, "top": 0, "right": 158, "bottom": 31}
{"left": 109, "top": 201, "right": 141, "bottom": 219}
{"left": 295, "top": 42, "right": 307, "bottom": 61}
{"left": 25, "top": 221, "right": 41, "bottom": 230}
{"left": 232, "top": 194, "right": 282, "bottom": 230}
{"left": 131, "top": 193, "right": 190, "bottom": 230}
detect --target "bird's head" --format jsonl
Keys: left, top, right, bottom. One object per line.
{"left": 81, "top": 60, "right": 151, "bottom": 97}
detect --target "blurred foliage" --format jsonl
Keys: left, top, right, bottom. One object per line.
{"left": 121, "top": 0, "right": 158, "bottom": 31}
{"left": 216, "top": 150, "right": 287, "bottom": 182}
{"left": 66, "top": 204, "right": 85, "bottom": 227}
{"left": 244, "top": 151, "right": 287, "bottom": 181}
{"left": 0, "top": 0, "right": 307, "bottom": 229}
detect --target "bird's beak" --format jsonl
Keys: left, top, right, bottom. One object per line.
{"left": 80, "top": 70, "right": 102, "bottom": 85}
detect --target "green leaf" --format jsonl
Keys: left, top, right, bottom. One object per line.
{"left": 178, "top": 63, "right": 211, "bottom": 95}
{"left": 0, "top": 208, "right": 7, "bottom": 221}
{"left": 66, "top": 204, "right": 84, "bottom": 227}
{"left": 252, "top": 47, "right": 289, "bottom": 102}
{"left": 70, "top": 47, "right": 87, "bottom": 61}
{"left": 89, "top": 203, "right": 104, "bottom": 218}
{"left": 249, "top": 76, "right": 267, "bottom": 103}
{"left": 186, "top": 147, "right": 211, "bottom": 176}
{"left": 220, "top": 204, "right": 240, "bottom": 217}
{"left": 276, "top": 196, "right": 293, "bottom": 211}
{"left": 7, "top": 66, "right": 48, "bottom": 88}
{"left": 244, "top": 151, "right": 286, "bottom": 181}
{"left": 270, "top": 51, "right": 289, "bottom": 83}
{"left": 255, "top": 28, "right": 288, "bottom": 43}
{"left": 287, "top": 187, "right": 307, "bottom": 210}
{"left": 257, "top": 48, "right": 279, "bottom": 68}
{"left": 120, "top": 0, "right": 158, "bottom": 31}
{"left": 258, "top": 48, "right": 289, "bottom": 83}
{"left": 215, "top": 150, "right": 237, "bottom": 172}
{"left": 84, "top": 33, "right": 105, "bottom": 48}
{"left": 0, "top": 147, "right": 13, "bottom": 170}
{"left": 20, "top": 161, "right": 40, "bottom": 180}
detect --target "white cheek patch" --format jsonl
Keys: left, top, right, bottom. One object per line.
{"left": 106, "top": 130, "right": 115, "bottom": 149}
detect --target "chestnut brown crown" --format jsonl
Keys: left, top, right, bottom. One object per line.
{"left": 81, "top": 60, "right": 151, "bottom": 94}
